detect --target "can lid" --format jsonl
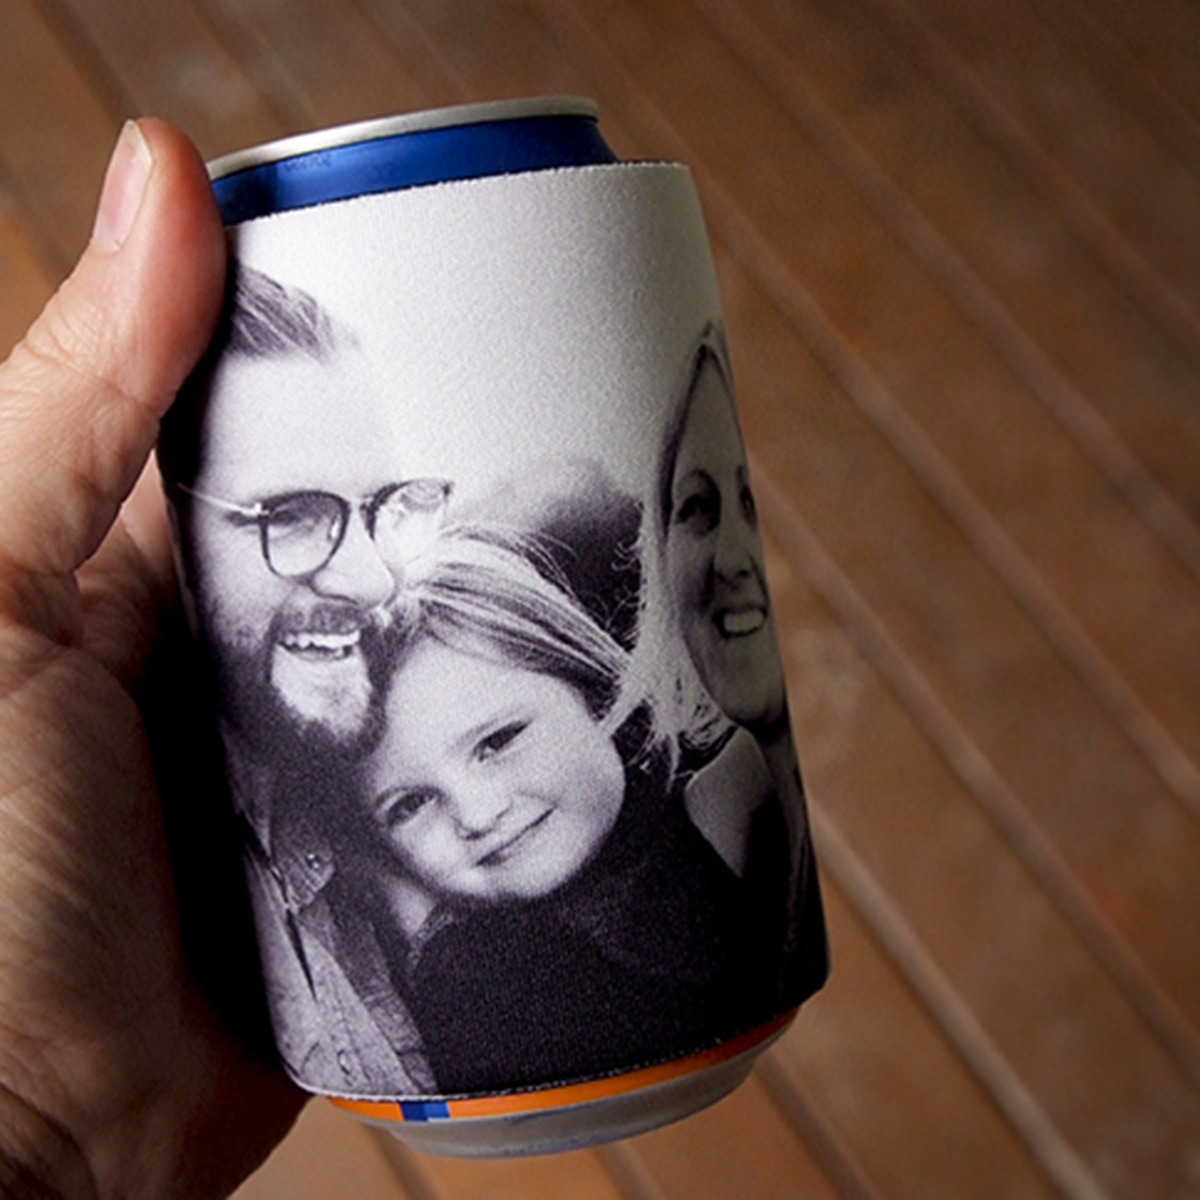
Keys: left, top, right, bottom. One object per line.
{"left": 207, "top": 95, "right": 601, "bottom": 181}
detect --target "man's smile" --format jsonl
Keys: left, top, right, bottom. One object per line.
{"left": 274, "top": 602, "right": 380, "bottom": 660}
{"left": 261, "top": 606, "right": 384, "bottom": 743}
{"left": 278, "top": 627, "right": 363, "bottom": 659}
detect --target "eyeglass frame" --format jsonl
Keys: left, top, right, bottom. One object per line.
{"left": 170, "top": 477, "right": 454, "bottom": 579}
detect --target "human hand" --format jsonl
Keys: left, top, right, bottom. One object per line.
{"left": 0, "top": 120, "right": 303, "bottom": 1199}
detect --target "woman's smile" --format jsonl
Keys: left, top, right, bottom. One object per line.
{"left": 713, "top": 603, "right": 767, "bottom": 638}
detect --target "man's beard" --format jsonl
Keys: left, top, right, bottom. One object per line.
{"left": 211, "top": 614, "right": 396, "bottom": 767}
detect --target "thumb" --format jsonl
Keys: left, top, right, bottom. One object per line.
{"left": 0, "top": 118, "right": 225, "bottom": 629}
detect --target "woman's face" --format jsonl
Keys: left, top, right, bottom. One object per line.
{"left": 364, "top": 638, "right": 625, "bottom": 905}
{"left": 665, "top": 356, "right": 787, "bottom": 734}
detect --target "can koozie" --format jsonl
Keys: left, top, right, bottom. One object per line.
{"left": 159, "top": 97, "right": 827, "bottom": 1155}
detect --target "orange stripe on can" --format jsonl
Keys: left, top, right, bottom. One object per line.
{"left": 330, "top": 1009, "right": 796, "bottom": 1124}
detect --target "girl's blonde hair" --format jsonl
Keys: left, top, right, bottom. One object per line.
{"left": 388, "top": 524, "right": 652, "bottom": 750}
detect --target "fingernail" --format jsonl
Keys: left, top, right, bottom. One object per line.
{"left": 91, "top": 121, "right": 152, "bottom": 252}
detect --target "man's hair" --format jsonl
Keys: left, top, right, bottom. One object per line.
{"left": 158, "top": 263, "right": 347, "bottom": 485}
{"left": 222, "top": 265, "right": 342, "bottom": 362}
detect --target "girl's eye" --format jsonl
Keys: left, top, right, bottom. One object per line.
{"left": 476, "top": 721, "right": 527, "bottom": 761}
{"left": 378, "top": 787, "right": 439, "bottom": 828}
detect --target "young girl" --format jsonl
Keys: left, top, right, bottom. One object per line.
{"left": 345, "top": 526, "right": 788, "bottom": 1095}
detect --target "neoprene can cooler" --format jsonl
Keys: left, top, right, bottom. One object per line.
{"left": 158, "top": 96, "right": 828, "bottom": 1156}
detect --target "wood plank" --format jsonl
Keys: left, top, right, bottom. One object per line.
{"left": 349, "top": 0, "right": 562, "bottom": 108}
{"left": 1071, "top": 0, "right": 1200, "bottom": 128}
{"left": 0, "top": 195, "right": 56, "bottom": 361}
{"left": 891, "top": 0, "right": 1200, "bottom": 316}
{"left": 0, "top": 0, "right": 118, "bottom": 274}
{"left": 850, "top": 0, "right": 1200, "bottom": 345}
{"left": 386, "top": 0, "right": 1193, "bottom": 774}
{"left": 527, "top": 0, "right": 1200, "bottom": 784}
{"left": 1027, "top": 0, "right": 1200, "bottom": 178}
{"left": 690, "top": 0, "right": 1200, "bottom": 586}
{"left": 197, "top": 0, "right": 435, "bottom": 139}
{"left": 49, "top": 0, "right": 285, "bottom": 161}
{"left": 730, "top": 0, "right": 1200, "bottom": 531}
{"left": 369, "top": 4, "right": 1200, "bottom": 1190}
{"left": 761, "top": 548, "right": 1200, "bottom": 1198}
{"left": 745, "top": 288, "right": 1200, "bottom": 1051}
{"left": 359, "top": 0, "right": 641, "bottom": 158}
{"left": 231, "top": 1099, "right": 414, "bottom": 1200}
{"left": 766, "top": 887, "right": 1065, "bottom": 1200}
{"left": 611, "top": 1074, "right": 841, "bottom": 1200}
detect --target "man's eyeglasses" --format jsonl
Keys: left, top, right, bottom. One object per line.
{"left": 172, "top": 478, "right": 453, "bottom": 578}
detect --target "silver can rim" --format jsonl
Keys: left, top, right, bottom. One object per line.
{"left": 206, "top": 95, "right": 602, "bottom": 181}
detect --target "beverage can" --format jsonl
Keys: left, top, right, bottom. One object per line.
{"left": 160, "top": 96, "right": 827, "bottom": 1157}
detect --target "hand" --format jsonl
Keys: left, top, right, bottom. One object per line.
{"left": 0, "top": 120, "right": 303, "bottom": 1199}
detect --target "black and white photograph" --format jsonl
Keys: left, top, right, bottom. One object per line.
{"left": 159, "top": 162, "right": 827, "bottom": 1101}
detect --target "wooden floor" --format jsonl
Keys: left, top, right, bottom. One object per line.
{"left": 4, "top": 0, "right": 1200, "bottom": 1196}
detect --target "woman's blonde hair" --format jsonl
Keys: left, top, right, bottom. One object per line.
{"left": 627, "top": 323, "right": 740, "bottom": 762}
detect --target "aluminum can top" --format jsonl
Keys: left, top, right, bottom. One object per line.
{"left": 207, "top": 96, "right": 617, "bottom": 224}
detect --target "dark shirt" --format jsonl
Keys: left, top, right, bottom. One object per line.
{"left": 395, "top": 746, "right": 787, "bottom": 1096}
